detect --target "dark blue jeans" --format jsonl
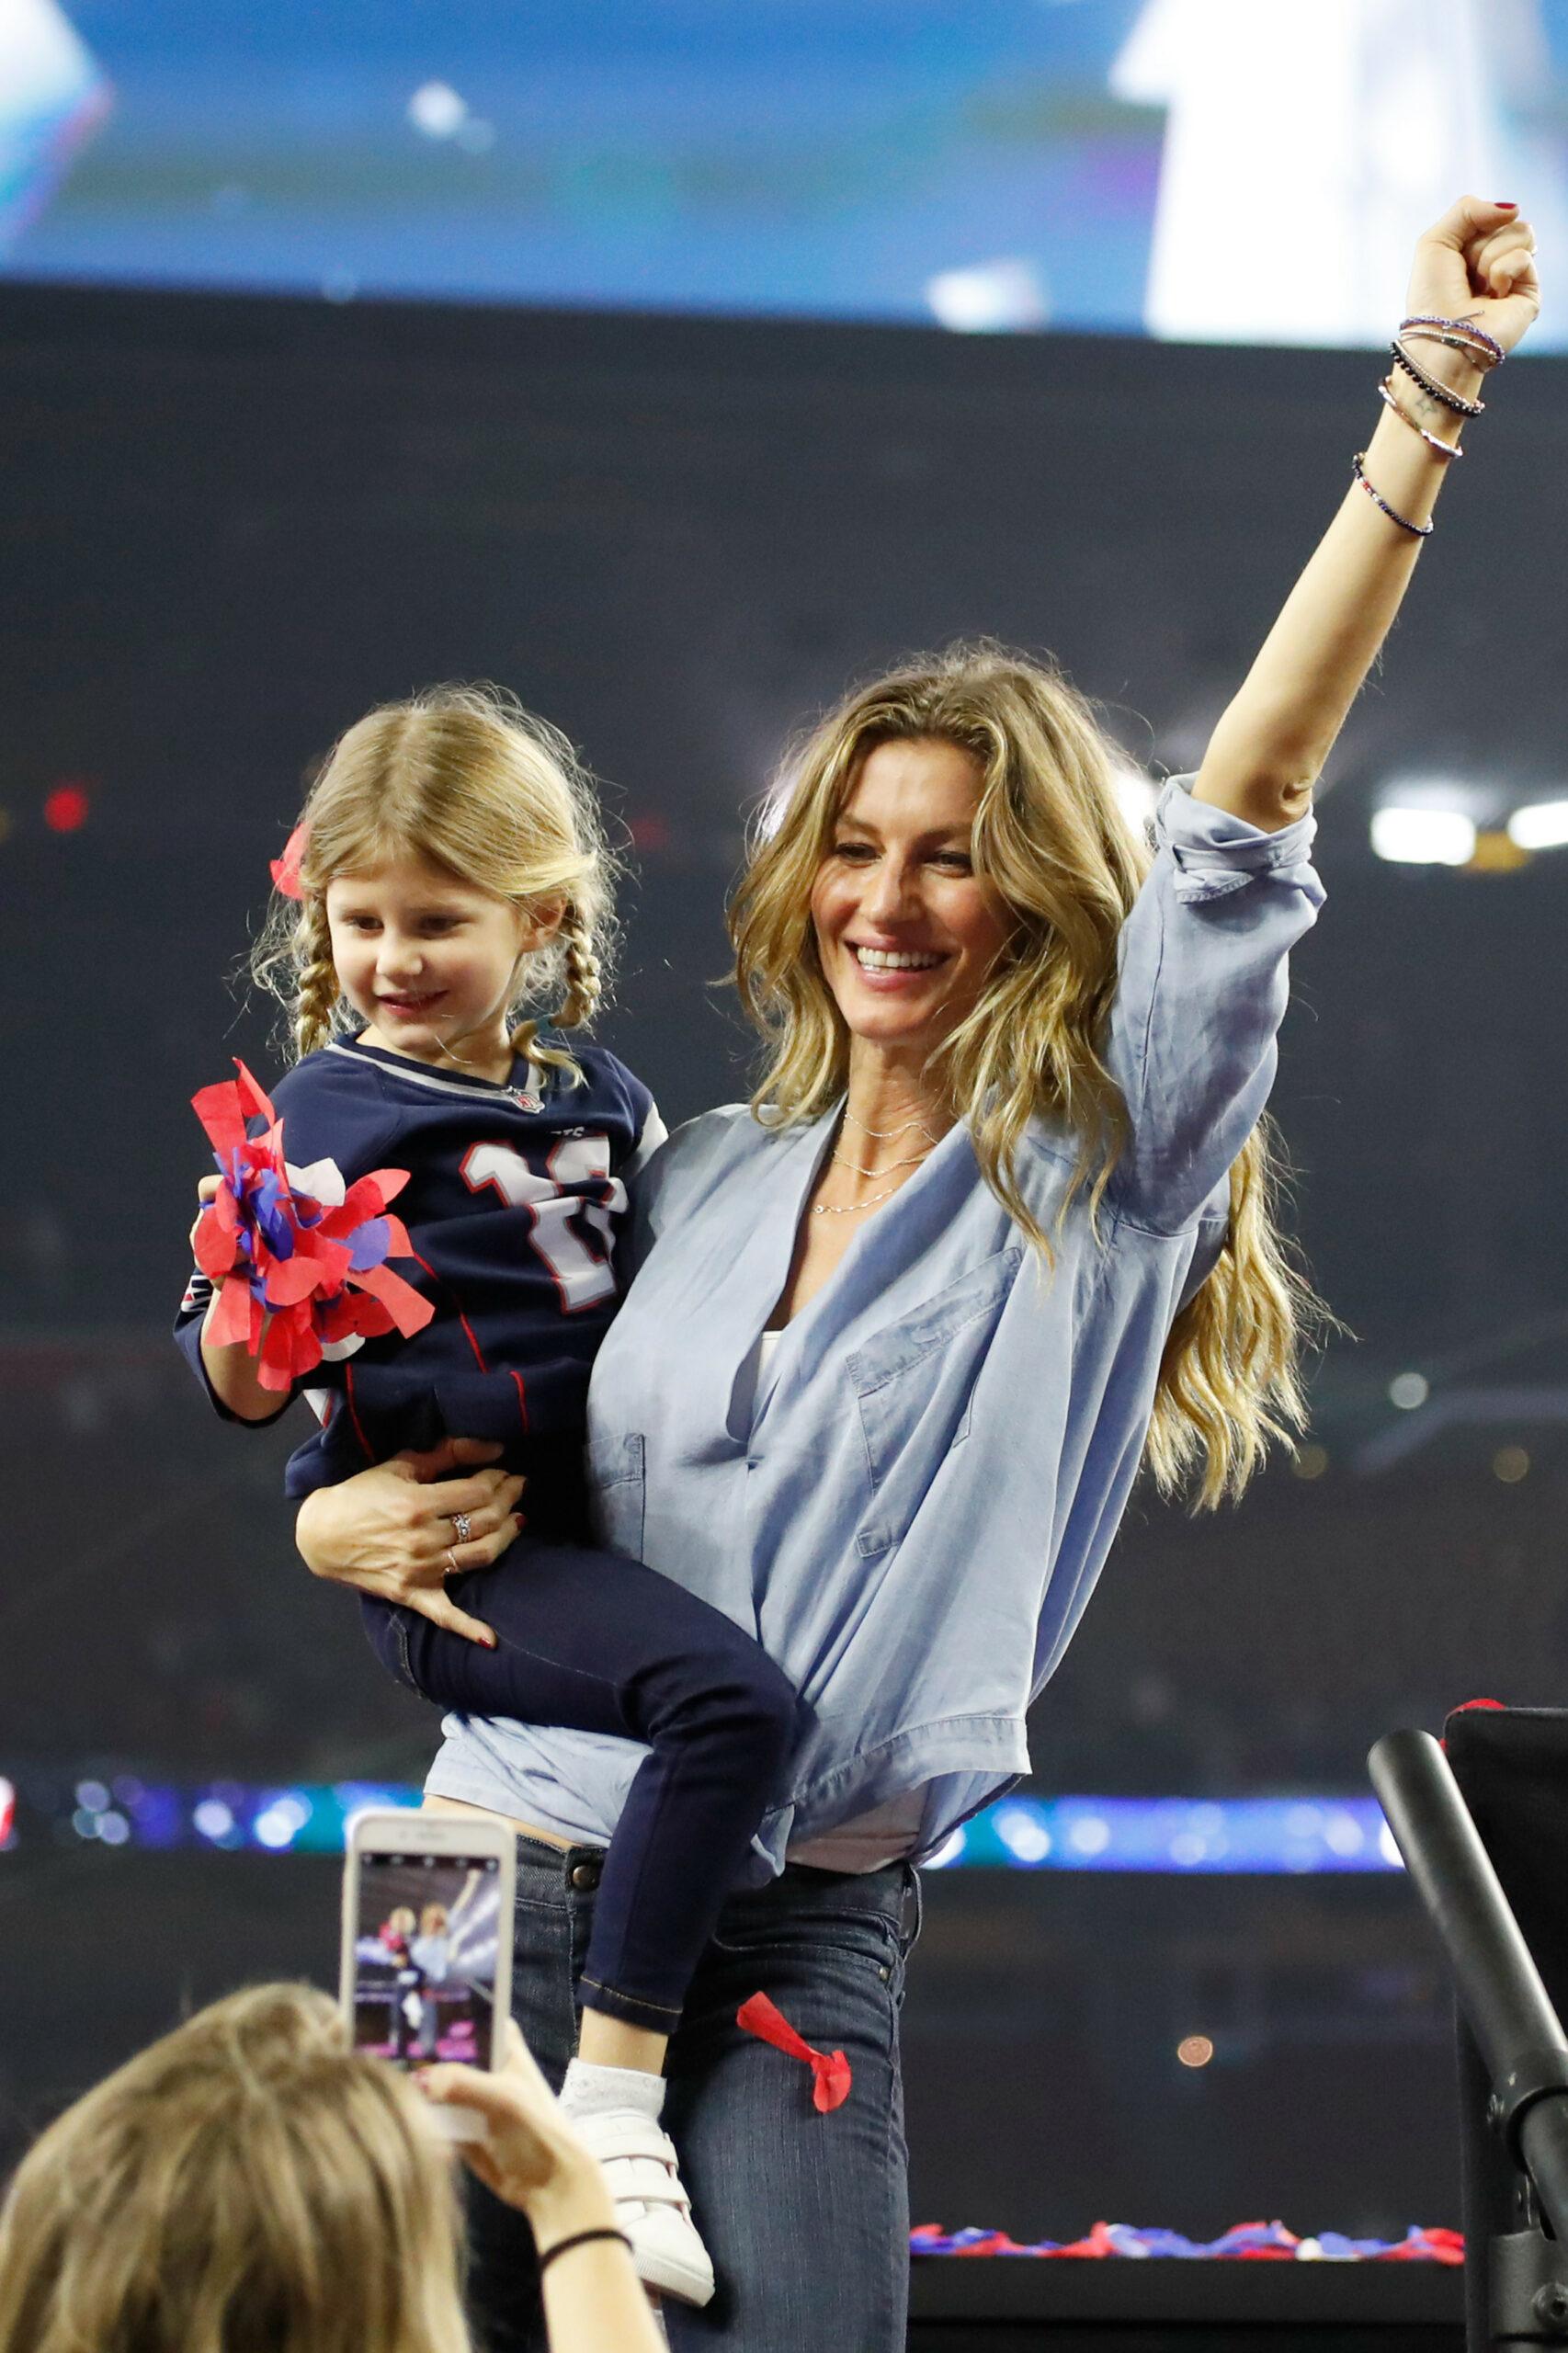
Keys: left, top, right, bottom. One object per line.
{"left": 462, "top": 1837, "right": 921, "bottom": 2353}
{"left": 362, "top": 1543, "right": 802, "bottom": 2030}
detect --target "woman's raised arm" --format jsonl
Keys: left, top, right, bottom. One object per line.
{"left": 1193, "top": 196, "right": 1539, "bottom": 834}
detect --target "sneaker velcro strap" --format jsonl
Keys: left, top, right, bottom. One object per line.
{"left": 584, "top": 2117, "right": 679, "bottom": 2166}
{"left": 602, "top": 2162, "right": 690, "bottom": 2211}
{"left": 612, "top": 2179, "right": 692, "bottom": 2216}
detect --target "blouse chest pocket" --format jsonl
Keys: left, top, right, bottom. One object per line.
{"left": 846, "top": 1246, "right": 1022, "bottom": 1559}
{"left": 585, "top": 1429, "right": 645, "bottom": 1559}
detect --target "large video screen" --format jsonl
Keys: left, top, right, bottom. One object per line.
{"left": 7, "top": 0, "right": 1568, "bottom": 345}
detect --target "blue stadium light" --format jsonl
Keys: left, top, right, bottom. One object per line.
{"left": 956, "top": 1796, "right": 1400, "bottom": 1874}
{"left": 1, "top": 1779, "right": 1404, "bottom": 1871}
{"left": 991, "top": 1802, "right": 1052, "bottom": 1865}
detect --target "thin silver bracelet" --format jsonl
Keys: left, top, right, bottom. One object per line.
{"left": 1376, "top": 377, "right": 1463, "bottom": 461}
{"left": 1401, "top": 311, "right": 1505, "bottom": 369}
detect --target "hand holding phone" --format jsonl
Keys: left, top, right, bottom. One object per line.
{"left": 420, "top": 2028, "right": 673, "bottom": 2352}
{"left": 418, "top": 2021, "right": 593, "bottom": 2208}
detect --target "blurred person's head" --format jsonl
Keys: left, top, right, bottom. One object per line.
{"left": 420, "top": 1902, "right": 450, "bottom": 1936}
{"left": 0, "top": 1983, "right": 469, "bottom": 2353}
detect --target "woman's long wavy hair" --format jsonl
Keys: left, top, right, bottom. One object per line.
{"left": 729, "top": 642, "right": 1319, "bottom": 1508}
{"left": 0, "top": 1983, "right": 470, "bottom": 2353}
{"left": 252, "top": 684, "right": 616, "bottom": 1082}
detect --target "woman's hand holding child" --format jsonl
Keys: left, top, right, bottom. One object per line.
{"left": 295, "top": 1437, "right": 525, "bottom": 1650}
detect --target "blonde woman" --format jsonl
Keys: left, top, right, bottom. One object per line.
{"left": 294, "top": 200, "right": 1539, "bottom": 2350}
{"left": 0, "top": 1983, "right": 665, "bottom": 2353}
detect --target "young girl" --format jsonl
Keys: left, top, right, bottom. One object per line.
{"left": 176, "top": 684, "right": 802, "bottom": 2310}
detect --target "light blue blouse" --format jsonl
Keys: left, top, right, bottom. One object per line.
{"left": 426, "top": 780, "right": 1324, "bottom": 1880}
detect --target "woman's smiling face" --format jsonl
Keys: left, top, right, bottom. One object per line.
{"left": 809, "top": 737, "right": 1013, "bottom": 1062}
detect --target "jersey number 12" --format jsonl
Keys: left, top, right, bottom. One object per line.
{"left": 460, "top": 1136, "right": 624, "bottom": 1310}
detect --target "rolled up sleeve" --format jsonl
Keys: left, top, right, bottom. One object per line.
{"left": 1105, "top": 776, "right": 1324, "bottom": 1232}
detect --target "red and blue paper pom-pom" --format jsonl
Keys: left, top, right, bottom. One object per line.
{"left": 191, "top": 1060, "right": 433, "bottom": 1391}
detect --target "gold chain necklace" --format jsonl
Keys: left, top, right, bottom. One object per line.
{"left": 813, "top": 1183, "right": 903, "bottom": 1217}
{"left": 842, "top": 1108, "right": 941, "bottom": 1142}
{"left": 829, "top": 1148, "right": 930, "bottom": 1178}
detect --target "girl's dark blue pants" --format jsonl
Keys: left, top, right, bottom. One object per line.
{"left": 360, "top": 1542, "right": 802, "bottom": 2033}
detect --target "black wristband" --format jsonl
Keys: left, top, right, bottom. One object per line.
{"left": 537, "top": 2225, "right": 634, "bottom": 2276}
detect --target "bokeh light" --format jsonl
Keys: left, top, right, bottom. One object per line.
{"left": 43, "top": 782, "right": 90, "bottom": 832}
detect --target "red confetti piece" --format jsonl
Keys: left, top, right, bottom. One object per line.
{"left": 736, "top": 1991, "right": 851, "bottom": 2112}
{"left": 909, "top": 2219, "right": 1464, "bottom": 2263}
{"left": 270, "top": 819, "right": 309, "bottom": 899}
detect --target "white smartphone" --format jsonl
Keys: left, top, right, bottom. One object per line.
{"left": 339, "top": 1809, "right": 516, "bottom": 2140}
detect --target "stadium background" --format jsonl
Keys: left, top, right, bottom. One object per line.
{"left": 5, "top": 0, "right": 1568, "bottom": 2248}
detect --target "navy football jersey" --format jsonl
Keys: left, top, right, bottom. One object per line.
{"left": 176, "top": 1035, "right": 665, "bottom": 1503}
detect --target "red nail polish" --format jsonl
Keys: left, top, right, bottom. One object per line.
{"left": 1495, "top": 199, "right": 1517, "bottom": 210}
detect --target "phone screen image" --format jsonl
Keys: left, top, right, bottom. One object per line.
{"left": 351, "top": 1849, "right": 503, "bottom": 2069}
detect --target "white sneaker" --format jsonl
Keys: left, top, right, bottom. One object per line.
{"left": 571, "top": 2108, "right": 716, "bottom": 2308}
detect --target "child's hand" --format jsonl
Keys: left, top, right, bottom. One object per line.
{"left": 189, "top": 1174, "right": 222, "bottom": 1258}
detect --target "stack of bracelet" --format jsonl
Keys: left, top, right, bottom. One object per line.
{"left": 1353, "top": 311, "right": 1506, "bottom": 538}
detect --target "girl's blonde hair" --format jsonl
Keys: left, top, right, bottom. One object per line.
{"left": 729, "top": 641, "right": 1319, "bottom": 1508}
{"left": 0, "top": 1983, "right": 469, "bottom": 2353}
{"left": 253, "top": 683, "right": 615, "bottom": 1082}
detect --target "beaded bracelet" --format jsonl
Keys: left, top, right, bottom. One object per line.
{"left": 1403, "top": 324, "right": 1499, "bottom": 374}
{"left": 1391, "top": 337, "right": 1485, "bottom": 417}
{"left": 1401, "top": 311, "right": 1505, "bottom": 369}
{"left": 1352, "top": 451, "right": 1434, "bottom": 539}
{"left": 1377, "top": 375, "right": 1463, "bottom": 460}
{"left": 537, "top": 2226, "right": 635, "bottom": 2276}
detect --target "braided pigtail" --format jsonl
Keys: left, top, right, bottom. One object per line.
{"left": 510, "top": 903, "right": 604, "bottom": 1086}
{"left": 251, "top": 875, "right": 344, "bottom": 1064}
{"left": 559, "top": 906, "right": 603, "bottom": 1030}
{"left": 292, "top": 898, "right": 343, "bottom": 1059}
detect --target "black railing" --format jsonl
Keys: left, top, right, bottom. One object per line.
{"left": 1371, "top": 1726, "right": 1568, "bottom": 2348}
